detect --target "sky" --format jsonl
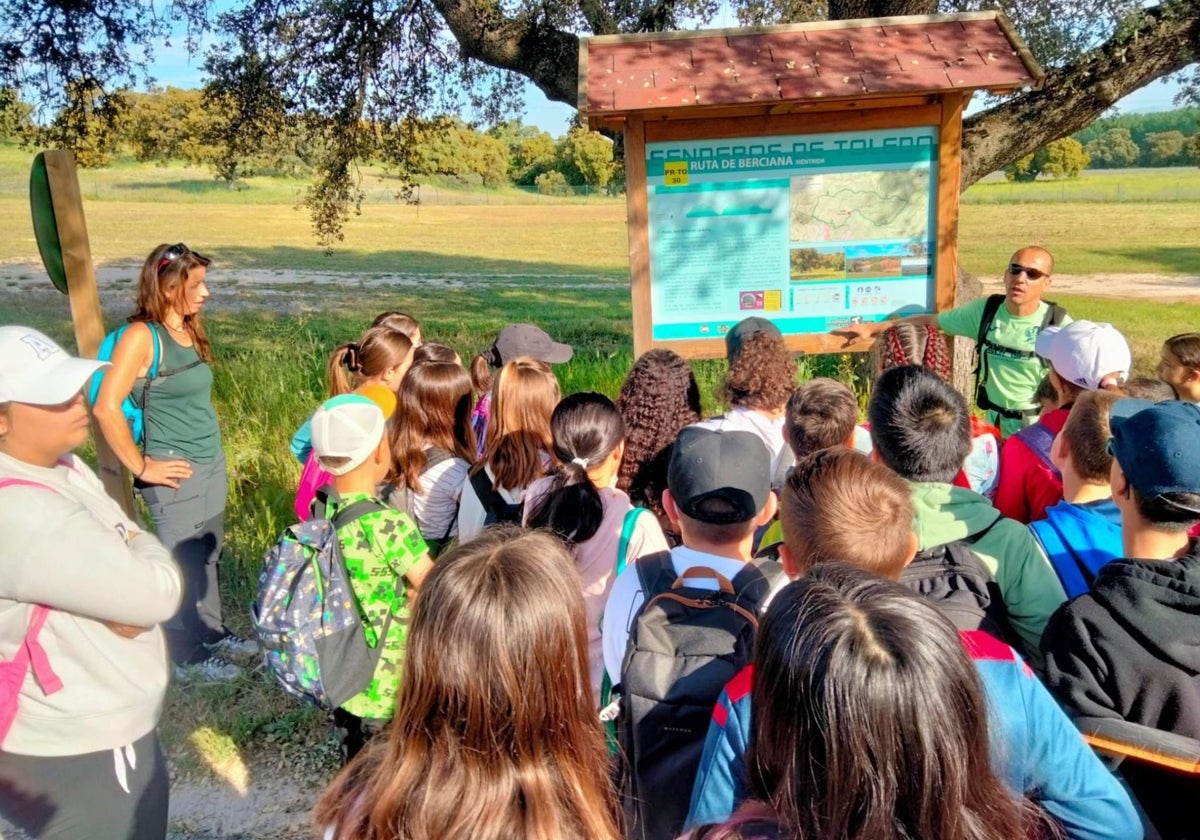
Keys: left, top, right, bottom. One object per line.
{"left": 146, "top": 28, "right": 1184, "bottom": 137}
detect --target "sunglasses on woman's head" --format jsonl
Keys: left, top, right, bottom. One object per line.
{"left": 157, "top": 242, "right": 211, "bottom": 272}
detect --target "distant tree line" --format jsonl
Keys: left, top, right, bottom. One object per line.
{"left": 0, "top": 86, "right": 621, "bottom": 193}
{"left": 1000, "top": 107, "right": 1200, "bottom": 181}
{"left": 1075, "top": 108, "right": 1200, "bottom": 168}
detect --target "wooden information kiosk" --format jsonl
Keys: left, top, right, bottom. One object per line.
{"left": 581, "top": 13, "right": 1043, "bottom": 358}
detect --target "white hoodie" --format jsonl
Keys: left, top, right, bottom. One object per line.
{"left": 0, "top": 451, "right": 182, "bottom": 756}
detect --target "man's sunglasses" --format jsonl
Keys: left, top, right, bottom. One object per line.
{"left": 1007, "top": 263, "right": 1048, "bottom": 281}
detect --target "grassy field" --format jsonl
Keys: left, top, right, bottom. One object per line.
{"left": 3, "top": 146, "right": 1200, "bottom": 808}
{"left": 4, "top": 145, "right": 1200, "bottom": 276}
{"left": 3, "top": 144, "right": 1199, "bottom": 608}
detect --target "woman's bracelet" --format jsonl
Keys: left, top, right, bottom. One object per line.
{"left": 136, "top": 459, "right": 147, "bottom": 478}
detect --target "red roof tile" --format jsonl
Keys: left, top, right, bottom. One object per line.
{"left": 582, "top": 12, "right": 1041, "bottom": 119}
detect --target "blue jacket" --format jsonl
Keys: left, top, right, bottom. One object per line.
{"left": 1030, "top": 499, "right": 1124, "bottom": 599}
{"left": 686, "top": 630, "right": 1141, "bottom": 840}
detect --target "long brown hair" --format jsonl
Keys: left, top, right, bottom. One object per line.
{"left": 475, "top": 357, "right": 559, "bottom": 490}
{"left": 315, "top": 528, "right": 620, "bottom": 840}
{"left": 327, "top": 325, "right": 413, "bottom": 396}
{"left": 131, "top": 243, "right": 214, "bottom": 362}
{"left": 389, "top": 361, "right": 476, "bottom": 493}
{"left": 745, "top": 563, "right": 1042, "bottom": 840}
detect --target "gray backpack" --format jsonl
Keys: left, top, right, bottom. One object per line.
{"left": 252, "top": 488, "right": 393, "bottom": 710}
{"left": 616, "top": 553, "right": 784, "bottom": 840}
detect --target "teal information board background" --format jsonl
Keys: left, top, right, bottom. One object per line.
{"left": 646, "top": 126, "right": 938, "bottom": 341}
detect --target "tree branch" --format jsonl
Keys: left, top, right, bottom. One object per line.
{"left": 430, "top": 0, "right": 581, "bottom": 103}
{"left": 961, "top": 1, "right": 1200, "bottom": 186}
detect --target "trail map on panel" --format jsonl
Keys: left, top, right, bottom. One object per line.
{"left": 789, "top": 171, "right": 930, "bottom": 243}
{"left": 645, "top": 127, "right": 938, "bottom": 341}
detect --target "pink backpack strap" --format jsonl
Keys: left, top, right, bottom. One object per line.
{"left": 0, "top": 477, "right": 58, "bottom": 492}
{"left": 0, "top": 479, "right": 64, "bottom": 696}
{"left": 23, "top": 606, "right": 63, "bottom": 694}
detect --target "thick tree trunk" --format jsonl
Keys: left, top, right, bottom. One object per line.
{"left": 430, "top": 0, "right": 581, "bottom": 104}
{"left": 437, "top": 0, "right": 1200, "bottom": 184}
{"left": 961, "top": 5, "right": 1200, "bottom": 186}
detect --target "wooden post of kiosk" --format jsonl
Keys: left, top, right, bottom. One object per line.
{"left": 32, "top": 151, "right": 136, "bottom": 517}
{"left": 580, "top": 13, "right": 1044, "bottom": 360}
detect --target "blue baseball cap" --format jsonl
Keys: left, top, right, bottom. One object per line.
{"left": 1109, "top": 400, "right": 1200, "bottom": 505}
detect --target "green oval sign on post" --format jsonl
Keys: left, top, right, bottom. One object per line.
{"left": 30, "top": 152, "right": 69, "bottom": 294}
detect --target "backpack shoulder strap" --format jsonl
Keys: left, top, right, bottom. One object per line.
{"left": 1029, "top": 519, "right": 1089, "bottom": 598}
{"left": 633, "top": 550, "right": 678, "bottom": 603}
{"left": 0, "top": 492, "right": 66, "bottom": 698}
{"left": 730, "top": 557, "right": 785, "bottom": 604}
{"left": 975, "top": 294, "right": 1006, "bottom": 353}
{"left": 331, "top": 498, "right": 390, "bottom": 530}
{"left": 615, "top": 507, "right": 646, "bottom": 579}
{"left": 973, "top": 294, "right": 1007, "bottom": 406}
{"left": 1013, "top": 422, "right": 1062, "bottom": 478}
{"left": 21, "top": 606, "right": 63, "bottom": 696}
{"left": 146, "top": 323, "right": 163, "bottom": 380}
{"left": 1042, "top": 300, "right": 1067, "bottom": 330}
{"left": 0, "top": 478, "right": 57, "bottom": 494}
{"left": 469, "top": 468, "right": 508, "bottom": 521}
{"left": 423, "top": 447, "right": 455, "bottom": 471}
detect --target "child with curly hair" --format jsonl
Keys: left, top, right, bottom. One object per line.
{"left": 695, "top": 318, "right": 797, "bottom": 489}
{"left": 615, "top": 349, "right": 702, "bottom": 544}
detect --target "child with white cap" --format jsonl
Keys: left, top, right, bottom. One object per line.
{"left": 994, "top": 320, "right": 1131, "bottom": 524}
{"left": 0, "top": 326, "right": 182, "bottom": 839}
{"left": 309, "top": 387, "right": 433, "bottom": 763}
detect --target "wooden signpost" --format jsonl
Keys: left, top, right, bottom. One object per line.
{"left": 30, "top": 150, "right": 136, "bottom": 517}
{"left": 581, "top": 12, "right": 1044, "bottom": 359}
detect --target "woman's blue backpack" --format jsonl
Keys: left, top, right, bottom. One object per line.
{"left": 86, "top": 323, "right": 162, "bottom": 446}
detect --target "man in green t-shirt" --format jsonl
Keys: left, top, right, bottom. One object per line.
{"left": 834, "top": 246, "right": 1069, "bottom": 438}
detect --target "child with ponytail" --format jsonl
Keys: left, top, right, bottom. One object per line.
{"left": 292, "top": 323, "right": 415, "bottom": 520}
{"left": 525, "top": 392, "right": 668, "bottom": 700}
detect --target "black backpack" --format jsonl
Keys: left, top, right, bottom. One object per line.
{"left": 973, "top": 293, "right": 1067, "bottom": 421}
{"left": 468, "top": 468, "right": 523, "bottom": 526}
{"left": 901, "top": 516, "right": 1020, "bottom": 650}
{"left": 616, "top": 552, "right": 785, "bottom": 840}
{"left": 385, "top": 447, "right": 459, "bottom": 555}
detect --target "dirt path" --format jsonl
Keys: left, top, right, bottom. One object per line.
{"left": 3, "top": 263, "right": 1199, "bottom": 304}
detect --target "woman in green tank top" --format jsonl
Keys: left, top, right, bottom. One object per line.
{"left": 94, "top": 243, "right": 247, "bottom": 681}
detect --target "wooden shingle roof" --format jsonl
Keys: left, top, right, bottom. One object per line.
{"left": 580, "top": 13, "right": 1042, "bottom": 124}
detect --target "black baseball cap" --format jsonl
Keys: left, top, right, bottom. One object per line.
{"left": 490, "top": 324, "right": 573, "bottom": 366}
{"left": 668, "top": 426, "right": 771, "bottom": 523}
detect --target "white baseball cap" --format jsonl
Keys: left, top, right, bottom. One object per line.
{"left": 311, "top": 390, "right": 395, "bottom": 476}
{"left": 0, "top": 326, "right": 108, "bottom": 405}
{"left": 1035, "top": 321, "right": 1131, "bottom": 390}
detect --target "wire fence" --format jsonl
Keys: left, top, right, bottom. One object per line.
{"left": 962, "top": 176, "right": 1200, "bottom": 204}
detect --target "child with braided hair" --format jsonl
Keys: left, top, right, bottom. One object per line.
{"left": 857, "top": 322, "right": 1003, "bottom": 497}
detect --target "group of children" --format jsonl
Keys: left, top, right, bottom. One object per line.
{"left": 292, "top": 307, "right": 1200, "bottom": 838}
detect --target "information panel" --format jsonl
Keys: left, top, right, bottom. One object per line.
{"left": 646, "top": 126, "right": 938, "bottom": 342}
